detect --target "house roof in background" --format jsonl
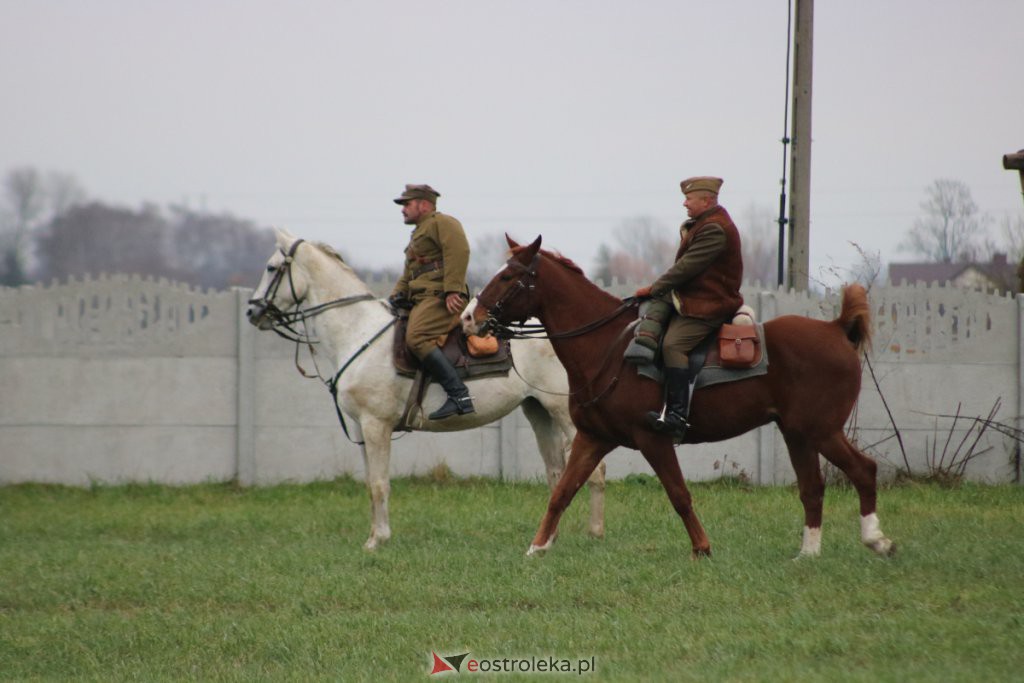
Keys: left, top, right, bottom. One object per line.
{"left": 888, "top": 253, "right": 1017, "bottom": 288}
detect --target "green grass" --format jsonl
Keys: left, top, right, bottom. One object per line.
{"left": 1, "top": 477, "right": 1022, "bottom": 681}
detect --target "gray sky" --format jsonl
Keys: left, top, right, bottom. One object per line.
{"left": 2, "top": 1, "right": 1022, "bottom": 287}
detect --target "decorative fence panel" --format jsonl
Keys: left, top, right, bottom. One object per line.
{"left": 1, "top": 275, "right": 1019, "bottom": 486}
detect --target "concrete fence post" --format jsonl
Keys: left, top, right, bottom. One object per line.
{"left": 1017, "top": 294, "right": 1024, "bottom": 484}
{"left": 235, "top": 289, "right": 257, "bottom": 486}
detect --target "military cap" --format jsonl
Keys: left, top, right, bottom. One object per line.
{"left": 680, "top": 176, "right": 724, "bottom": 195}
{"left": 393, "top": 184, "right": 441, "bottom": 204}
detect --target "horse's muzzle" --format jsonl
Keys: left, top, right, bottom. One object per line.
{"left": 246, "top": 300, "right": 273, "bottom": 329}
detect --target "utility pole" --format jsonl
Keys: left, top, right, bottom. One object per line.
{"left": 787, "top": 0, "right": 813, "bottom": 291}
{"left": 1004, "top": 149, "right": 1024, "bottom": 209}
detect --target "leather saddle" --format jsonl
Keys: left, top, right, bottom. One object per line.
{"left": 392, "top": 314, "right": 513, "bottom": 380}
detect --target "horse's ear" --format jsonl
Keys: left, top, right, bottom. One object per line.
{"left": 526, "top": 235, "right": 542, "bottom": 255}
{"left": 274, "top": 227, "right": 295, "bottom": 248}
{"left": 505, "top": 233, "right": 519, "bottom": 249}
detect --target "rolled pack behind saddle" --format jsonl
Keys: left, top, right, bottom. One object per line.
{"left": 625, "top": 299, "right": 769, "bottom": 389}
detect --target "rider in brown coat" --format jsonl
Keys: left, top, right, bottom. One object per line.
{"left": 390, "top": 184, "right": 475, "bottom": 420}
{"left": 635, "top": 176, "right": 744, "bottom": 437}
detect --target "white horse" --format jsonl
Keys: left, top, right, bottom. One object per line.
{"left": 246, "top": 228, "right": 605, "bottom": 549}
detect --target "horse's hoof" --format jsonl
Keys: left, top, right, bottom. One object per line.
{"left": 794, "top": 550, "right": 820, "bottom": 561}
{"left": 588, "top": 525, "right": 605, "bottom": 539}
{"left": 866, "top": 537, "right": 896, "bottom": 557}
{"left": 526, "top": 538, "right": 554, "bottom": 557}
{"left": 363, "top": 533, "right": 390, "bottom": 551}
{"left": 691, "top": 547, "right": 712, "bottom": 559}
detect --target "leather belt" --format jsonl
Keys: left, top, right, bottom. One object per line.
{"left": 411, "top": 260, "right": 443, "bottom": 278}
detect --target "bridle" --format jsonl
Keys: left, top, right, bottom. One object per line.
{"left": 248, "top": 239, "right": 376, "bottom": 344}
{"left": 475, "top": 250, "right": 641, "bottom": 408}
{"left": 476, "top": 252, "right": 541, "bottom": 335}
{"left": 477, "top": 252, "right": 638, "bottom": 341}
{"left": 247, "top": 237, "right": 393, "bottom": 444}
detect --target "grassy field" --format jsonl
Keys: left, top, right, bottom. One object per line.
{"left": 1, "top": 475, "right": 1022, "bottom": 682}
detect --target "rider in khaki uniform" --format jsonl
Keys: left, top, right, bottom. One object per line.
{"left": 634, "top": 176, "right": 744, "bottom": 437}
{"left": 389, "top": 184, "right": 474, "bottom": 420}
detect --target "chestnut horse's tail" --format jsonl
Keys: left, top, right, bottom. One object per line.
{"left": 836, "top": 283, "right": 872, "bottom": 354}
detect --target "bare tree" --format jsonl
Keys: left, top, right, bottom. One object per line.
{"left": 1, "top": 167, "right": 47, "bottom": 285}
{"left": 592, "top": 243, "right": 613, "bottom": 286}
{"left": 166, "top": 205, "right": 275, "bottom": 289}
{"left": 35, "top": 202, "right": 175, "bottom": 283}
{"left": 35, "top": 201, "right": 278, "bottom": 289}
{"left": 593, "top": 208, "right": 778, "bottom": 288}
{"left": 900, "top": 179, "right": 991, "bottom": 262}
{"left": 999, "top": 212, "right": 1024, "bottom": 261}
{"left": 0, "top": 167, "right": 88, "bottom": 285}
{"left": 466, "top": 231, "right": 513, "bottom": 291}
{"left": 45, "top": 171, "right": 87, "bottom": 216}
{"left": 739, "top": 202, "right": 779, "bottom": 286}
{"left": 591, "top": 216, "right": 675, "bottom": 286}
{"left": 997, "top": 212, "right": 1024, "bottom": 293}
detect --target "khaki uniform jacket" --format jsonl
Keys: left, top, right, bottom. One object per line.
{"left": 392, "top": 211, "right": 470, "bottom": 303}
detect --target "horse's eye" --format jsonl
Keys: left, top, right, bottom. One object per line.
{"left": 499, "top": 272, "right": 513, "bottom": 282}
{"left": 267, "top": 265, "right": 277, "bottom": 273}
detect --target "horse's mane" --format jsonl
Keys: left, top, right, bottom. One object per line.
{"left": 510, "top": 245, "right": 584, "bottom": 275}
{"left": 310, "top": 241, "right": 347, "bottom": 265}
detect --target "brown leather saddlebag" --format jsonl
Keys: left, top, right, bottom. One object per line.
{"left": 718, "top": 323, "right": 761, "bottom": 369}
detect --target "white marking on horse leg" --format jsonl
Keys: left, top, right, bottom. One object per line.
{"left": 799, "top": 526, "right": 822, "bottom": 557}
{"left": 364, "top": 478, "right": 391, "bottom": 551}
{"left": 587, "top": 463, "right": 606, "bottom": 538}
{"left": 526, "top": 536, "right": 555, "bottom": 557}
{"left": 861, "top": 513, "right": 894, "bottom": 556}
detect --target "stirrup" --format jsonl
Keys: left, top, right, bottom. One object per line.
{"left": 646, "top": 404, "right": 688, "bottom": 434}
{"left": 429, "top": 395, "right": 475, "bottom": 420}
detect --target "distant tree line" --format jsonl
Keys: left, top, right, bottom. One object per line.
{"left": 0, "top": 166, "right": 275, "bottom": 290}
{"left": 5, "top": 166, "right": 1020, "bottom": 293}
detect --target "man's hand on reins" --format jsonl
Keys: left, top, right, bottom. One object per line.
{"left": 634, "top": 285, "right": 652, "bottom": 298}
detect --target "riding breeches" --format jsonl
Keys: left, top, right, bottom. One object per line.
{"left": 406, "top": 296, "right": 460, "bottom": 360}
{"left": 661, "top": 314, "right": 721, "bottom": 369}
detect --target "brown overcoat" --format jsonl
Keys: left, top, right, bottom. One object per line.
{"left": 651, "top": 205, "right": 743, "bottom": 320}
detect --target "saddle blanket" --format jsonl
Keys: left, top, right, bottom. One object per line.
{"left": 636, "top": 323, "right": 769, "bottom": 389}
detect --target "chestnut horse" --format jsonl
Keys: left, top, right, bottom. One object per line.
{"left": 463, "top": 236, "right": 894, "bottom": 559}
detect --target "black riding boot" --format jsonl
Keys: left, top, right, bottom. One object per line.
{"left": 646, "top": 366, "right": 692, "bottom": 437}
{"left": 421, "top": 348, "right": 476, "bottom": 420}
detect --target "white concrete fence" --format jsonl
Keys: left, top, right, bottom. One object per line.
{"left": 1, "top": 274, "right": 1020, "bottom": 486}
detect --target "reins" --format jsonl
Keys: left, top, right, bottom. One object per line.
{"left": 478, "top": 251, "right": 643, "bottom": 407}
{"left": 481, "top": 252, "right": 641, "bottom": 341}
{"left": 248, "top": 239, "right": 399, "bottom": 444}
{"left": 507, "top": 318, "right": 640, "bottom": 408}
{"left": 488, "top": 299, "right": 638, "bottom": 341}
